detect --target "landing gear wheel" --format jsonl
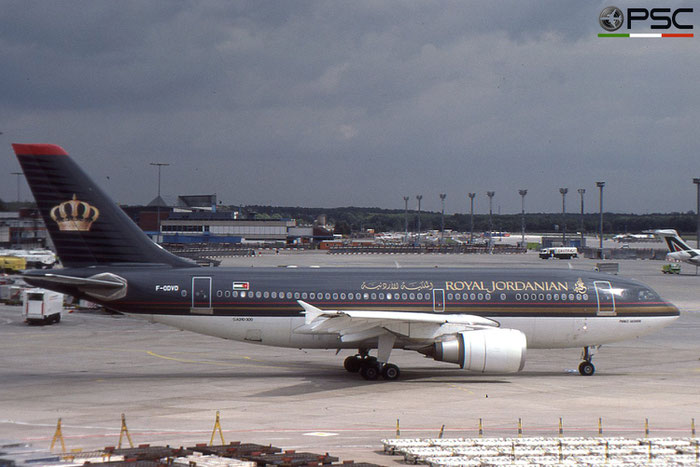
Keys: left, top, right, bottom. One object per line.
{"left": 578, "top": 361, "right": 595, "bottom": 376}
{"left": 381, "top": 363, "right": 400, "bottom": 380}
{"left": 360, "top": 363, "right": 380, "bottom": 380}
{"left": 343, "top": 355, "right": 362, "bottom": 373}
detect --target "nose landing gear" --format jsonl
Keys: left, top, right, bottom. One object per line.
{"left": 578, "top": 346, "right": 597, "bottom": 376}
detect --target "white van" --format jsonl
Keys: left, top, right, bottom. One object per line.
{"left": 22, "top": 288, "right": 64, "bottom": 324}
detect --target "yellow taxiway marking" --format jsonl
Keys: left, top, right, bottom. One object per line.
{"left": 448, "top": 383, "right": 475, "bottom": 395}
{"left": 145, "top": 350, "right": 297, "bottom": 370}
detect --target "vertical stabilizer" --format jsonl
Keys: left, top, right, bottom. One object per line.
{"left": 654, "top": 229, "right": 693, "bottom": 253}
{"left": 13, "top": 144, "right": 195, "bottom": 268}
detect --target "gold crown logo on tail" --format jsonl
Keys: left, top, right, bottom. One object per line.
{"left": 50, "top": 194, "right": 100, "bottom": 231}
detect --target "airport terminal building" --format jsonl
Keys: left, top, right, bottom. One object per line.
{"left": 129, "top": 194, "right": 332, "bottom": 246}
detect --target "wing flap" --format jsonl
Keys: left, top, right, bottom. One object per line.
{"left": 295, "top": 300, "right": 499, "bottom": 340}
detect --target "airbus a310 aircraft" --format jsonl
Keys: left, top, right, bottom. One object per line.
{"left": 13, "top": 144, "right": 679, "bottom": 379}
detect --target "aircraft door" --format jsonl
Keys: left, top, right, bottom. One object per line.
{"left": 433, "top": 289, "right": 445, "bottom": 312}
{"left": 594, "top": 280, "right": 616, "bottom": 316}
{"left": 192, "top": 276, "right": 212, "bottom": 310}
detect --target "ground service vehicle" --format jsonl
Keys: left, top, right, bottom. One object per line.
{"left": 0, "top": 256, "right": 26, "bottom": 273}
{"left": 539, "top": 247, "right": 578, "bottom": 260}
{"left": 22, "top": 288, "right": 63, "bottom": 324}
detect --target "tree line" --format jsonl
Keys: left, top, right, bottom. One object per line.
{"left": 247, "top": 205, "right": 698, "bottom": 236}
{"left": 2, "top": 198, "right": 696, "bottom": 236}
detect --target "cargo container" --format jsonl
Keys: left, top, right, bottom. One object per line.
{"left": 22, "top": 288, "right": 63, "bottom": 324}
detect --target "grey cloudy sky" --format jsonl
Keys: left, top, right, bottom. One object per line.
{"left": 1, "top": 1, "right": 699, "bottom": 215}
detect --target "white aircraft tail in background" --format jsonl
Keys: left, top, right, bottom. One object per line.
{"left": 654, "top": 229, "right": 700, "bottom": 266}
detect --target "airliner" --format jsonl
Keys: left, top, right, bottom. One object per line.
{"left": 654, "top": 229, "right": 700, "bottom": 266}
{"left": 12, "top": 144, "right": 679, "bottom": 379}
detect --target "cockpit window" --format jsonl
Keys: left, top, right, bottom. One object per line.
{"left": 638, "top": 289, "right": 659, "bottom": 301}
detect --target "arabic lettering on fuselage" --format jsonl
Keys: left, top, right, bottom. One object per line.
{"left": 361, "top": 281, "right": 434, "bottom": 291}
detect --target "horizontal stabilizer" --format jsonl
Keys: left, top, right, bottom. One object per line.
{"left": 24, "top": 272, "right": 128, "bottom": 301}
{"left": 37, "top": 273, "right": 126, "bottom": 288}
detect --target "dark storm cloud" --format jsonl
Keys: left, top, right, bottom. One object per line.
{"left": 2, "top": 1, "right": 699, "bottom": 215}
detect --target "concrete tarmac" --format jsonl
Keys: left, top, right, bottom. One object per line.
{"left": 1, "top": 251, "right": 698, "bottom": 464}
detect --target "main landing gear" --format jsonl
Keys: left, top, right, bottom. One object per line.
{"left": 343, "top": 352, "right": 401, "bottom": 381}
{"left": 578, "top": 346, "right": 597, "bottom": 376}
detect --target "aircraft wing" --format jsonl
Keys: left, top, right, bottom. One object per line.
{"left": 295, "top": 300, "right": 499, "bottom": 343}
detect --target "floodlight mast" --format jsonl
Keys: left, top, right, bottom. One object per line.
{"left": 416, "top": 195, "right": 423, "bottom": 245}
{"left": 694, "top": 179, "right": 700, "bottom": 250}
{"left": 439, "top": 193, "right": 447, "bottom": 245}
{"left": 559, "top": 188, "right": 568, "bottom": 244}
{"left": 11, "top": 172, "right": 22, "bottom": 203}
{"left": 468, "top": 193, "right": 476, "bottom": 244}
{"left": 518, "top": 189, "right": 527, "bottom": 247}
{"left": 578, "top": 188, "right": 586, "bottom": 247}
{"left": 403, "top": 196, "right": 410, "bottom": 243}
{"left": 487, "top": 191, "right": 495, "bottom": 253}
{"left": 597, "top": 182, "right": 605, "bottom": 256}
{"left": 150, "top": 162, "right": 170, "bottom": 242}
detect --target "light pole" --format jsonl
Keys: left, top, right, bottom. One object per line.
{"left": 597, "top": 181, "right": 605, "bottom": 257}
{"left": 403, "top": 196, "right": 409, "bottom": 243}
{"left": 150, "top": 162, "right": 170, "bottom": 241}
{"left": 559, "top": 188, "right": 568, "bottom": 244}
{"left": 416, "top": 195, "right": 422, "bottom": 245}
{"left": 518, "top": 189, "right": 527, "bottom": 248}
{"left": 578, "top": 188, "right": 585, "bottom": 247}
{"left": 10, "top": 172, "right": 22, "bottom": 203}
{"left": 439, "top": 193, "right": 447, "bottom": 245}
{"left": 694, "top": 179, "right": 700, "bottom": 250}
{"left": 487, "top": 191, "right": 495, "bottom": 253}
{"left": 468, "top": 193, "right": 476, "bottom": 244}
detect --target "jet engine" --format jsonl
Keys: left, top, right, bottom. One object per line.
{"left": 419, "top": 328, "right": 527, "bottom": 373}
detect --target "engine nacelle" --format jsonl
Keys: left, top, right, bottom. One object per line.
{"left": 422, "top": 328, "right": 527, "bottom": 373}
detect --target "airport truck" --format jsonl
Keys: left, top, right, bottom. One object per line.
{"left": 0, "top": 256, "right": 26, "bottom": 273}
{"left": 539, "top": 247, "right": 578, "bottom": 259}
{"left": 22, "top": 288, "right": 63, "bottom": 324}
